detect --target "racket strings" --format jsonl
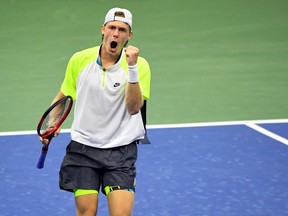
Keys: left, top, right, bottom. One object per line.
{"left": 40, "top": 98, "right": 71, "bottom": 135}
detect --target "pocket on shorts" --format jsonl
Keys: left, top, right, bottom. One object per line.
{"left": 66, "top": 140, "right": 86, "bottom": 154}
{"left": 126, "top": 143, "right": 138, "bottom": 163}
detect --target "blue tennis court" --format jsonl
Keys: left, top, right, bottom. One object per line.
{"left": 1, "top": 120, "right": 288, "bottom": 216}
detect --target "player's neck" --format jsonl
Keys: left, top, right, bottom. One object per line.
{"left": 100, "top": 45, "right": 122, "bottom": 68}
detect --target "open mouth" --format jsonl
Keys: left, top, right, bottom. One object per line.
{"left": 110, "top": 41, "right": 118, "bottom": 49}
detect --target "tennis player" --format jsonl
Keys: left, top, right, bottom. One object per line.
{"left": 41, "top": 7, "right": 151, "bottom": 215}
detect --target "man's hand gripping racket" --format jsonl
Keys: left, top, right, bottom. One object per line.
{"left": 36, "top": 96, "right": 73, "bottom": 169}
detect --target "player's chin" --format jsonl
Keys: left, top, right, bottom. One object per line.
{"left": 108, "top": 47, "right": 118, "bottom": 54}
{"left": 111, "top": 41, "right": 127, "bottom": 51}
{"left": 109, "top": 46, "right": 123, "bottom": 55}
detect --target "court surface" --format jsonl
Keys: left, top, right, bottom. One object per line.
{"left": 1, "top": 120, "right": 288, "bottom": 216}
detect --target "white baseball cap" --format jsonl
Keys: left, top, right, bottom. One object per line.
{"left": 104, "top": 7, "right": 133, "bottom": 28}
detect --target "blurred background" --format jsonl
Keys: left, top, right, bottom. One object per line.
{"left": 0, "top": 0, "right": 287, "bottom": 132}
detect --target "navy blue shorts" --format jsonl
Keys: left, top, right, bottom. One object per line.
{"left": 59, "top": 140, "right": 138, "bottom": 195}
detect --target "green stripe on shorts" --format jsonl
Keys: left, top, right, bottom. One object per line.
{"left": 74, "top": 189, "right": 98, "bottom": 197}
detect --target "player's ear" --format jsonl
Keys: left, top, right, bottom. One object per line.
{"left": 128, "top": 31, "right": 133, "bottom": 40}
{"left": 101, "top": 25, "right": 105, "bottom": 34}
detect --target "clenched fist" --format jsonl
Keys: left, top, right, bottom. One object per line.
{"left": 124, "top": 45, "right": 139, "bottom": 66}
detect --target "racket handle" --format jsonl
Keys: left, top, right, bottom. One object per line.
{"left": 37, "top": 146, "right": 48, "bottom": 169}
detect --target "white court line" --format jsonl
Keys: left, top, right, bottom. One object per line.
{"left": 0, "top": 119, "right": 288, "bottom": 138}
{"left": 245, "top": 122, "right": 288, "bottom": 146}
{"left": 147, "top": 119, "right": 288, "bottom": 129}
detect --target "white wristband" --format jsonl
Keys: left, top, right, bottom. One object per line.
{"left": 127, "top": 64, "right": 139, "bottom": 83}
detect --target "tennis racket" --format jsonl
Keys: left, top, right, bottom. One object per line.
{"left": 36, "top": 95, "right": 73, "bottom": 169}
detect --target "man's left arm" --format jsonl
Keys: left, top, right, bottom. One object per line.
{"left": 124, "top": 45, "right": 143, "bottom": 115}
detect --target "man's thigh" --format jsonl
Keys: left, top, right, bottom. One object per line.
{"left": 107, "top": 190, "right": 134, "bottom": 216}
{"left": 75, "top": 193, "right": 99, "bottom": 215}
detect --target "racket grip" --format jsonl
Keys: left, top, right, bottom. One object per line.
{"left": 37, "top": 147, "right": 48, "bottom": 169}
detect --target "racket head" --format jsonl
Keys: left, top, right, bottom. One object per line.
{"left": 37, "top": 95, "right": 73, "bottom": 139}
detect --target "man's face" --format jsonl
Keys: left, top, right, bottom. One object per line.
{"left": 102, "top": 21, "right": 132, "bottom": 55}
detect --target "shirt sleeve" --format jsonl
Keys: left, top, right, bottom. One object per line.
{"left": 138, "top": 57, "right": 151, "bottom": 100}
{"left": 60, "top": 53, "right": 78, "bottom": 100}
{"left": 60, "top": 47, "right": 99, "bottom": 100}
